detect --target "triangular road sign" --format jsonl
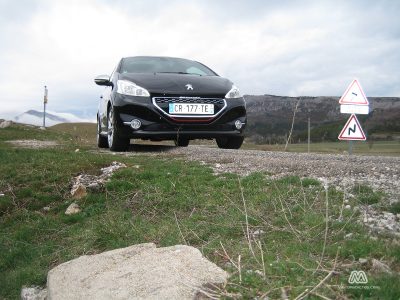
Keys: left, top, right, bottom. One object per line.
{"left": 339, "top": 79, "right": 369, "bottom": 105}
{"left": 338, "top": 114, "right": 366, "bottom": 140}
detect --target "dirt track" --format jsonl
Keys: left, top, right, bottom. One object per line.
{"left": 101, "top": 145, "right": 400, "bottom": 204}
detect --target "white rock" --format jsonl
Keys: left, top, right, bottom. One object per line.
{"left": 345, "top": 205, "right": 351, "bottom": 210}
{"left": 345, "top": 233, "right": 353, "bottom": 239}
{"left": 21, "top": 286, "right": 47, "bottom": 300}
{"left": 70, "top": 184, "right": 87, "bottom": 199}
{"left": 75, "top": 149, "right": 80, "bottom": 152}
{"left": 371, "top": 259, "right": 392, "bottom": 274}
{"left": 47, "top": 243, "right": 228, "bottom": 300}
{"left": 65, "top": 203, "right": 81, "bottom": 215}
{"left": 252, "top": 229, "right": 265, "bottom": 238}
{"left": 358, "top": 258, "right": 368, "bottom": 264}
{"left": 100, "top": 161, "right": 126, "bottom": 176}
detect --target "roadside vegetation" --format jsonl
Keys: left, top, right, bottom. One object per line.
{"left": 0, "top": 123, "right": 399, "bottom": 299}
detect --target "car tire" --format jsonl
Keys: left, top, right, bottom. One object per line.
{"left": 174, "top": 138, "right": 190, "bottom": 147}
{"left": 97, "top": 117, "right": 109, "bottom": 148}
{"left": 107, "top": 107, "right": 129, "bottom": 152}
{"left": 216, "top": 136, "right": 244, "bottom": 149}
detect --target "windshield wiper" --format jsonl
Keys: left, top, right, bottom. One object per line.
{"left": 155, "top": 72, "right": 202, "bottom": 76}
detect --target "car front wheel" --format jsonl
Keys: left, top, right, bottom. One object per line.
{"left": 107, "top": 107, "right": 129, "bottom": 151}
{"left": 97, "top": 116, "right": 108, "bottom": 148}
{"left": 216, "top": 136, "right": 244, "bottom": 149}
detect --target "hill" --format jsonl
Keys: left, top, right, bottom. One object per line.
{"left": 14, "top": 110, "right": 94, "bottom": 127}
{"left": 244, "top": 95, "right": 400, "bottom": 144}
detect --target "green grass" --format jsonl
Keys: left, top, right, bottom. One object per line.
{"left": 352, "top": 184, "right": 384, "bottom": 205}
{"left": 0, "top": 123, "right": 399, "bottom": 299}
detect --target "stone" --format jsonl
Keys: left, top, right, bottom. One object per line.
{"left": 344, "top": 233, "right": 353, "bottom": 239}
{"left": 371, "top": 259, "right": 392, "bottom": 274}
{"left": 358, "top": 258, "right": 368, "bottom": 264}
{"left": 252, "top": 229, "right": 265, "bottom": 238}
{"left": 345, "top": 205, "right": 351, "bottom": 210}
{"left": 70, "top": 184, "right": 87, "bottom": 199}
{"left": 87, "top": 182, "right": 102, "bottom": 192}
{"left": 100, "top": 161, "right": 126, "bottom": 177}
{"left": 47, "top": 243, "right": 228, "bottom": 300}
{"left": 65, "top": 203, "right": 81, "bottom": 215}
{"left": 69, "top": 162, "right": 127, "bottom": 197}
{"left": 42, "top": 206, "right": 51, "bottom": 212}
{"left": 21, "top": 286, "right": 47, "bottom": 300}
{"left": 0, "top": 120, "right": 12, "bottom": 128}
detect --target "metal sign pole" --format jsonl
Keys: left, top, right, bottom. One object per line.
{"left": 348, "top": 140, "right": 353, "bottom": 155}
{"left": 307, "top": 117, "right": 310, "bottom": 153}
{"left": 43, "top": 86, "right": 48, "bottom": 128}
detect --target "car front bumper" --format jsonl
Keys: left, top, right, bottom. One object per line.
{"left": 112, "top": 93, "right": 246, "bottom": 140}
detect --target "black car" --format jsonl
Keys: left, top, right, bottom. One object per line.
{"left": 95, "top": 56, "right": 246, "bottom": 151}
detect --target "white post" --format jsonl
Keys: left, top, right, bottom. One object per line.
{"left": 43, "top": 86, "right": 48, "bottom": 128}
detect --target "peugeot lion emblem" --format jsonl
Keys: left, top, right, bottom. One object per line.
{"left": 185, "top": 84, "right": 193, "bottom": 91}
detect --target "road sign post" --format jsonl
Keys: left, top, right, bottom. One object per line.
{"left": 338, "top": 79, "right": 369, "bottom": 155}
{"left": 338, "top": 114, "right": 366, "bottom": 141}
{"left": 43, "top": 86, "right": 48, "bottom": 128}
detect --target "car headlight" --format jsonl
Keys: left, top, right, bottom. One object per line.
{"left": 117, "top": 80, "right": 150, "bottom": 97}
{"left": 225, "top": 85, "right": 242, "bottom": 99}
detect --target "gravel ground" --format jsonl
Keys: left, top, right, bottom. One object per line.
{"left": 6, "top": 139, "right": 59, "bottom": 149}
{"left": 102, "top": 144, "right": 400, "bottom": 204}
{"left": 102, "top": 144, "right": 400, "bottom": 237}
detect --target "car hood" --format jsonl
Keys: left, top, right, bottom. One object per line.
{"left": 118, "top": 73, "right": 233, "bottom": 96}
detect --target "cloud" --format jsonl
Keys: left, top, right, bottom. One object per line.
{"left": 0, "top": 0, "right": 399, "bottom": 119}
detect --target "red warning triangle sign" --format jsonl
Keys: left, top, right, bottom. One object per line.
{"left": 338, "top": 114, "right": 366, "bottom": 141}
{"left": 339, "top": 79, "right": 369, "bottom": 105}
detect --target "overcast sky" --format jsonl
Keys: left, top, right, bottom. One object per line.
{"left": 0, "top": 0, "right": 399, "bottom": 119}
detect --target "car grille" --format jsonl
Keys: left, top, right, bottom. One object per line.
{"left": 154, "top": 97, "right": 224, "bottom": 105}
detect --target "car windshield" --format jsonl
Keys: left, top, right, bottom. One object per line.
{"left": 120, "top": 57, "right": 217, "bottom": 76}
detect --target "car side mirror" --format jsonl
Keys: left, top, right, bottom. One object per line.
{"left": 94, "top": 75, "right": 112, "bottom": 86}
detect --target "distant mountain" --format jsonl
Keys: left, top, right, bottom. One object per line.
{"left": 14, "top": 110, "right": 93, "bottom": 127}
{"left": 244, "top": 95, "right": 400, "bottom": 143}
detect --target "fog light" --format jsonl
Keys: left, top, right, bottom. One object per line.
{"left": 234, "top": 120, "right": 244, "bottom": 130}
{"left": 130, "top": 119, "right": 141, "bottom": 130}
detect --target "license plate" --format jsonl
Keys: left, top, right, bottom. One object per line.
{"left": 168, "top": 103, "right": 214, "bottom": 115}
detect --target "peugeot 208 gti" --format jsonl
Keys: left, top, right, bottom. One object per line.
{"left": 95, "top": 56, "right": 246, "bottom": 151}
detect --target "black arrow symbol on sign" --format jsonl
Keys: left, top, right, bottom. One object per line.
{"left": 348, "top": 124, "right": 356, "bottom": 135}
